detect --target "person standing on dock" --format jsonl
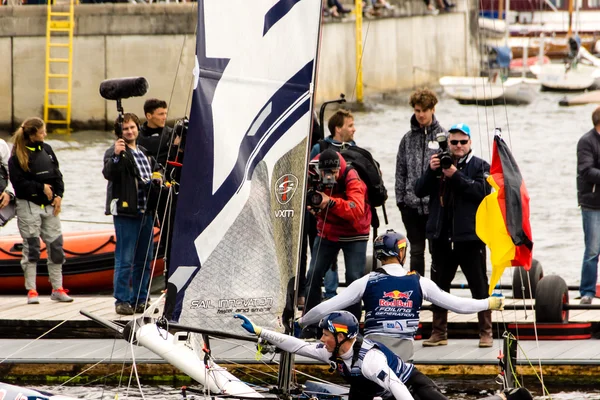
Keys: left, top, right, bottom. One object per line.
{"left": 296, "top": 229, "right": 504, "bottom": 361}
{"left": 577, "top": 106, "right": 600, "bottom": 305}
{"left": 395, "top": 88, "right": 445, "bottom": 277}
{"left": 415, "top": 123, "right": 493, "bottom": 348}
{"left": 103, "top": 113, "right": 161, "bottom": 316}
{"left": 8, "top": 117, "right": 72, "bottom": 304}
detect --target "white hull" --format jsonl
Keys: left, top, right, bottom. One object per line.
{"left": 529, "top": 63, "right": 597, "bottom": 91}
{"left": 439, "top": 76, "right": 540, "bottom": 104}
{"left": 135, "top": 321, "right": 263, "bottom": 398}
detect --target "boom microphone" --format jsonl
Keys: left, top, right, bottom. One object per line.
{"left": 99, "top": 77, "right": 149, "bottom": 100}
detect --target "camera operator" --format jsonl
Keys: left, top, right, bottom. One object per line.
{"left": 414, "top": 123, "right": 493, "bottom": 348}
{"left": 303, "top": 148, "right": 371, "bottom": 330}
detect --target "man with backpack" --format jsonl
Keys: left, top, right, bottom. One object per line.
{"left": 308, "top": 109, "right": 387, "bottom": 300}
{"left": 303, "top": 148, "right": 371, "bottom": 328}
{"left": 309, "top": 109, "right": 356, "bottom": 299}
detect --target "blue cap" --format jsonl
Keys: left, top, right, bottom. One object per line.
{"left": 448, "top": 123, "right": 471, "bottom": 137}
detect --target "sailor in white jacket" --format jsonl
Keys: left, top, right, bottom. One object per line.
{"left": 235, "top": 311, "right": 448, "bottom": 400}
{"left": 297, "top": 229, "right": 504, "bottom": 361}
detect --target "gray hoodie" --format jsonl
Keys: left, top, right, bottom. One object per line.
{"left": 394, "top": 114, "right": 446, "bottom": 215}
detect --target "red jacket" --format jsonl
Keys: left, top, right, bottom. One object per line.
{"left": 312, "top": 153, "right": 372, "bottom": 241}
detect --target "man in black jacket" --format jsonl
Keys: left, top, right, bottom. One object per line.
{"left": 415, "top": 123, "right": 492, "bottom": 348}
{"left": 103, "top": 113, "right": 160, "bottom": 316}
{"left": 138, "top": 98, "right": 179, "bottom": 167}
{"left": 577, "top": 106, "right": 600, "bottom": 305}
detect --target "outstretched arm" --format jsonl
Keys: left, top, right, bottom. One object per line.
{"left": 361, "top": 349, "right": 414, "bottom": 400}
{"left": 299, "top": 275, "right": 368, "bottom": 327}
{"left": 234, "top": 314, "right": 331, "bottom": 363}
{"left": 420, "top": 277, "right": 503, "bottom": 313}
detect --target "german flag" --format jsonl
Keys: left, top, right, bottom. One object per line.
{"left": 476, "top": 134, "right": 533, "bottom": 295}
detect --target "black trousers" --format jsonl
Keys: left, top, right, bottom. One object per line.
{"left": 407, "top": 369, "right": 448, "bottom": 400}
{"left": 399, "top": 207, "right": 429, "bottom": 277}
{"left": 429, "top": 239, "right": 488, "bottom": 312}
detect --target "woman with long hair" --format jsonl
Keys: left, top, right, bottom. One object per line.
{"left": 8, "top": 117, "right": 72, "bottom": 304}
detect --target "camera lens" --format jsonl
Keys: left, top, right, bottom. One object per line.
{"left": 308, "top": 191, "right": 323, "bottom": 207}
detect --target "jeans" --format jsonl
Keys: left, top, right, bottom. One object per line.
{"left": 400, "top": 206, "right": 429, "bottom": 276}
{"left": 323, "top": 265, "right": 339, "bottom": 299}
{"left": 304, "top": 236, "right": 367, "bottom": 320}
{"left": 113, "top": 214, "right": 154, "bottom": 306}
{"left": 580, "top": 208, "right": 600, "bottom": 298}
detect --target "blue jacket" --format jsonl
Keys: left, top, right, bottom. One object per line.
{"left": 414, "top": 151, "right": 490, "bottom": 242}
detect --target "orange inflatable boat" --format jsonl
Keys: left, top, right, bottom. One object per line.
{"left": 0, "top": 228, "right": 165, "bottom": 294}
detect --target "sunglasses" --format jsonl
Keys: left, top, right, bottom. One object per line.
{"left": 450, "top": 139, "right": 469, "bottom": 145}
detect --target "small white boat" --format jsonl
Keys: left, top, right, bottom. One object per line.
{"left": 529, "top": 62, "right": 597, "bottom": 91}
{"left": 439, "top": 76, "right": 540, "bottom": 105}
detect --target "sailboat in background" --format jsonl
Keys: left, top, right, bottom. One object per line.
{"left": 440, "top": 0, "right": 539, "bottom": 105}
{"left": 527, "top": 0, "right": 600, "bottom": 90}
{"left": 0, "top": 1, "right": 540, "bottom": 399}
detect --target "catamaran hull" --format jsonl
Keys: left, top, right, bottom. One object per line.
{"left": 439, "top": 76, "right": 540, "bottom": 105}
{"left": 0, "top": 382, "right": 79, "bottom": 399}
{"left": 135, "top": 323, "right": 264, "bottom": 398}
{"left": 529, "top": 63, "right": 598, "bottom": 91}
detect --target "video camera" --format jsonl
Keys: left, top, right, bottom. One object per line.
{"left": 435, "top": 132, "right": 453, "bottom": 170}
{"left": 306, "top": 162, "right": 337, "bottom": 209}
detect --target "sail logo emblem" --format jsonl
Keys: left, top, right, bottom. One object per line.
{"left": 275, "top": 174, "right": 299, "bottom": 205}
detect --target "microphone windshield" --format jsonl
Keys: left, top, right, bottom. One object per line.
{"left": 99, "top": 77, "right": 149, "bottom": 100}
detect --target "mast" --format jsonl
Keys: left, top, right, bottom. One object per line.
{"left": 568, "top": 0, "right": 573, "bottom": 37}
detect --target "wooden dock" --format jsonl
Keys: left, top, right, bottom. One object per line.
{"left": 0, "top": 294, "right": 599, "bottom": 384}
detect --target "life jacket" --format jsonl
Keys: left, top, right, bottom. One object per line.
{"left": 362, "top": 271, "right": 423, "bottom": 339}
{"left": 335, "top": 337, "right": 413, "bottom": 400}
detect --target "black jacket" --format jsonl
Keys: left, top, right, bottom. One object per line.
{"left": 102, "top": 144, "right": 158, "bottom": 217}
{"left": 8, "top": 142, "right": 64, "bottom": 206}
{"left": 576, "top": 128, "right": 600, "bottom": 209}
{"left": 138, "top": 123, "right": 174, "bottom": 168}
{"left": 414, "top": 151, "right": 490, "bottom": 242}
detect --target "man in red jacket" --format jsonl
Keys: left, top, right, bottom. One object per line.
{"left": 303, "top": 149, "right": 371, "bottom": 329}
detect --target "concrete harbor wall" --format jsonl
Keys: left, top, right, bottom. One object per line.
{"left": 0, "top": 2, "right": 479, "bottom": 130}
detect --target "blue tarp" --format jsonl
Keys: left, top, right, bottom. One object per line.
{"left": 490, "top": 46, "right": 512, "bottom": 68}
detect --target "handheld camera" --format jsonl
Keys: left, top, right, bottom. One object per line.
{"left": 435, "top": 132, "right": 453, "bottom": 169}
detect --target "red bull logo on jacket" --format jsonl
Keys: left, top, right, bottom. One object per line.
{"left": 379, "top": 290, "right": 413, "bottom": 307}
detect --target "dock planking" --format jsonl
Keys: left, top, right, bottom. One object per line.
{"left": 0, "top": 293, "right": 599, "bottom": 378}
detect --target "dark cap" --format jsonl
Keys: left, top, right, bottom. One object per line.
{"left": 318, "top": 149, "right": 340, "bottom": 171}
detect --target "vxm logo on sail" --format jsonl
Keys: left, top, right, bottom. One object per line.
{"left": 275, "top": 174, "right": 299, "bottom": 205}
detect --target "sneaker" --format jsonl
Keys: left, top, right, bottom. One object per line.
{"left": 479, "top": 335, "right": 494, "bottom": 348}
{"left": 115, "top": 302, "right": 134, "bottom": 315}
{"left": 50, "top": 287, "right": 73, "bottom": 302}
{"left": 27, "top": 290, "right": 40, "bottom": 305}
{"left": 580, "top": 296, "right": 593, "bottom": 305}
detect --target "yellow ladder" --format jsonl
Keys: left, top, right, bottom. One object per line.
{"left": 43, "top": 0, "right": 75, "bottom": 134}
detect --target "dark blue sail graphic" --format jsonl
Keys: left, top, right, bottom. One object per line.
{"left": 167, "top": 0, "right": 321, "bottom": 323}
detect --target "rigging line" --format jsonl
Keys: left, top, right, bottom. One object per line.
{"left": 0, "top": 319, "right": 69, "bottom": 365}
{"left": 206, "top": 337, "right": 280, "bottom": 376}
{"left": 525, "top": 266, "right": 548, "bottom": 396}
{"left": 161, "top": 2, "right": 198, "bottom": 167}
{"left": 126, "top": 331, "right": 147, "bottom": 400}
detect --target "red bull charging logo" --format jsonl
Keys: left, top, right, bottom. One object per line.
{"left": 379, "top": 290, "right": 413, "bottom": 307}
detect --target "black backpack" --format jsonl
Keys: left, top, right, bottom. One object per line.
{"left": 317, "top": 140, "right": 388, "bottom": 208}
